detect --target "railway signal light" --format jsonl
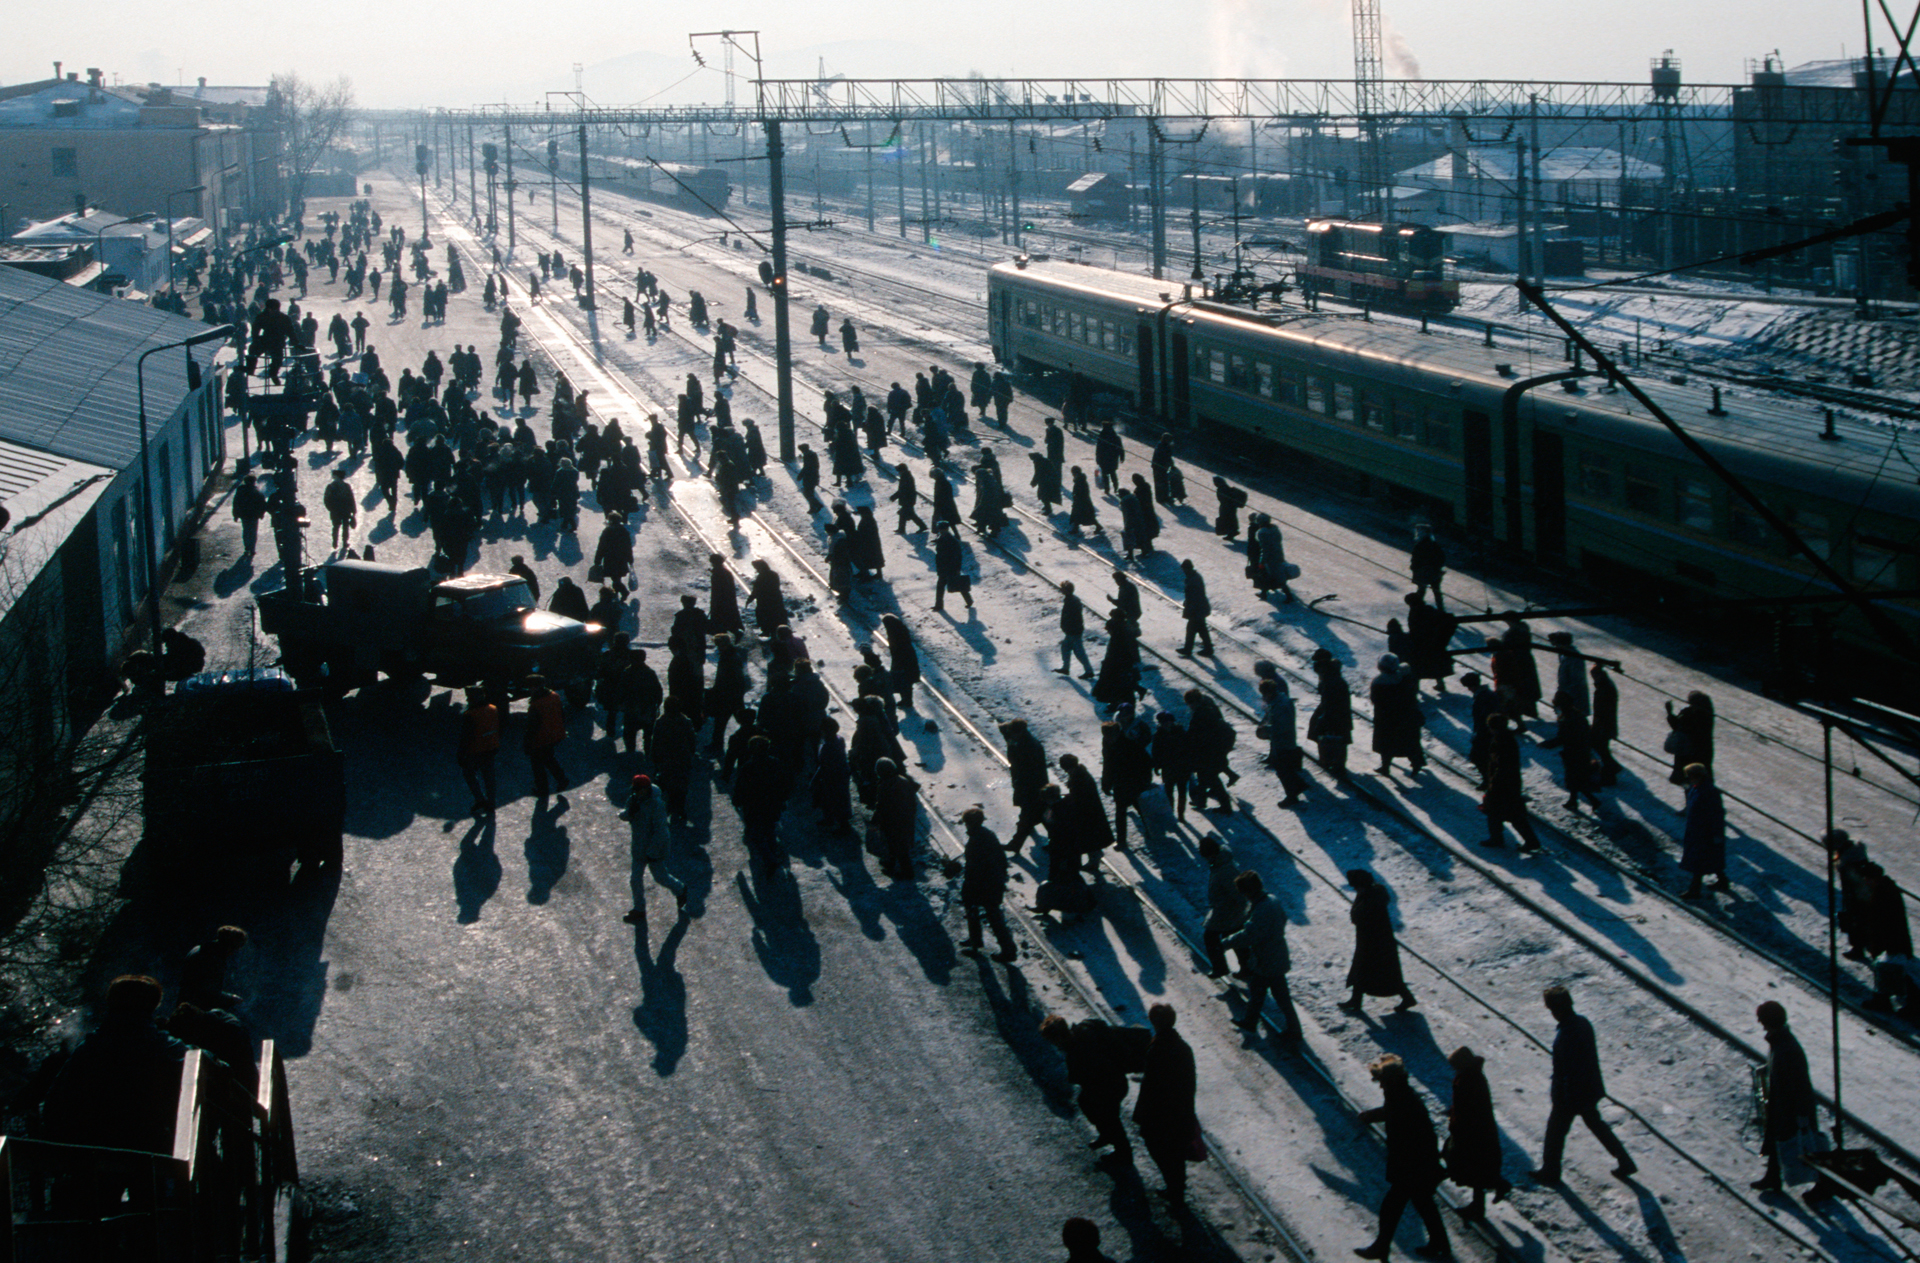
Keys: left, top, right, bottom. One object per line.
{"left": 415, "top": 143, "right": 430, "bottom": 176}
{"left": 758, "top": 260, "right": 775, "bottom": 286}
{"left": 548, "top": 138, "right": 559, "bottom": 168}
{"left": 483, "top": 143, "right": 498, "bottom": 174}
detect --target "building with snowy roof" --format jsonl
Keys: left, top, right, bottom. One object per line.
{"left": 0, "top": 69, "right": 272, "bottom": 230}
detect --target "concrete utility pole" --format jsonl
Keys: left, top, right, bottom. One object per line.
{"left": 766, "top": 119, "right": 796, "bottom": 460}
{"left": 896, "top": 124, "right": 907, "bottom": 239}
{"left": 577, "top": 122, "right": 596, "bottom": 311}
{"left": 1010, "top": 121, "right": 1023, "bottom": 250}
{"left": 1149, "top": 124, "right": 1167, "bottom": 279}
{"left": 504, "top": 124, "right": 517, "bottom": 250}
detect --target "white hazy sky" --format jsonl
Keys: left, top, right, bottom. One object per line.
{"left": 5, "top": 1, "right": 1877, "bottom": 108}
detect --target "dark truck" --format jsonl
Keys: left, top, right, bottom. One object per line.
{"left": 257, "top": 559, "right": 606, "bottom": 702}
{"left": 143, "top": 668, "right": 346, "bottom": 870}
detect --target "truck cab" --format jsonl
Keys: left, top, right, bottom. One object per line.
{"left": 260, "top": 560, "right": 605, "bottom": 699}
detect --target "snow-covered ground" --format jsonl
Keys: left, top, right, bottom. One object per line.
{"left": 395, "top": 171, "right": 1920, "bottom": 1261}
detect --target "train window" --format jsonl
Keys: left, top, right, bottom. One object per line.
{"left": 1333, "top": 382, "right": 1356, "bottom": 423}
{"left": 1049, "top": 306, "right": 1065, "bottom": 336}
{"left": 1577, "top": 452, "right": 1612, "bottom": 499}
{"left": 1019, "top": 300, "right": 1041, "bottom": 328}
{"left": 1422, "top": 410, "right": 1452, "bottom": 450}
{"left": 1228, "top": 354, "right": 1251, "bottom": 390}
{"left": 1360, "top": 391, "right": 1386, "bottom": 431}
{"left": 1391, "top": 400, "right": 1419, "bottom": 440}
{"left": 1729, "top": 504, "right": 1772, "bottom": 549}
{"left": 1255, "top": 363, "right": 1275, "bottom": 399}
{"left": 1117, "top": 329, "right": 1133, "bottom": 356}
{"left": 1102, "top": 320, "right": 1118, "bottom": 351}
{"left": 1852, "top": 539, "right": 1897, "bottom": 584}
{"left": 1208, "top": 350, "right": 1228, "bottom": 384}
{"left": 1306, "top": 376, "right": 1329, "bottom": 414}
{"left": 1623, "top": 464, "right": 1661, "bottom": 515}
{"left": 1788, "top": 508, "right": 1831, "bottom": 560}
{"left": 1676, "top": 478, "right": 1714, "bottom": 532}
{"left": 1068, "top": 311, "right": 1084, "bottom": 342}
{"left": 1280, "top": 368, "right": 1304, "bottom": 407}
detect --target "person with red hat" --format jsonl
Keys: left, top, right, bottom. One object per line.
{"left": 621, "top": 774, "right": 687, "bottom": 923}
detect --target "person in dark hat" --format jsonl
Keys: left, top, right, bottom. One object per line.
{"left": 620, "top": 774, "right": 687, "bottom": 923}
{"left": 1040, "top": 1015, "right": 1134, "bottom": 1160}
{"left": 1340, "top": 870, "right": 1418, "bottom": 1013}
{"left": 1307, "top": 649, "right": 1353, "bottom": 783}
{"left": 42, "top": 975, "right": 187, "bottom": 1153}
{"left": 1060, "top": 1217, "right": 1118, "bottom": 1263}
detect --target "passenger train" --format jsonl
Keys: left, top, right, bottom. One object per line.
{"left": 987, "top": 257, "right": 1920, "bottom": 692}
{"left": 576, "top": 153, "right": 731, "bottom": 213}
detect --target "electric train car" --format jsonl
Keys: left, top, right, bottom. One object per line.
{"left": 592, "top": 154, "right": 732, "bottom": 212}
{"left": 1299, "top": 220, "right": 1458, "bottom": 313}
{"left": 987, "top": 257, "right": 1920, "bottom": 689}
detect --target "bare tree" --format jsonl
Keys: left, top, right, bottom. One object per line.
{"left": 270, "top": 73, "right": 356, "bottom": 211}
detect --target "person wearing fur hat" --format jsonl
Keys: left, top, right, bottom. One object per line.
{"left": 1355, "top": 1054, "right": 1451, "bottom": 1259}
{"left": 1340, "top": 870, "right": 1418, "bottom": 1014}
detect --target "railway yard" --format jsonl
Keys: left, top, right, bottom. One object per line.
{"left": 190, "top": 168, "right": 1920, "bottom": 1262}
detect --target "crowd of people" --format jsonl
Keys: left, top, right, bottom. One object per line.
{"left": 106, "top": 189, "right": 1918, "bottom": 1258}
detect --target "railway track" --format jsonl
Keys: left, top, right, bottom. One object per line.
{"left": 495, "top": 172, "right": 1920, "bottom": 921}
{"left": 424, "top": 184, "right": 1920, "bottom": 1262}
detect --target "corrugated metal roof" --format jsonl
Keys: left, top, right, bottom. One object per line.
{"left": 0, "top": 435, "right": 114, "bottom": 624}
{"left": 0, "top": 267, "right": 223, "bottom": 470}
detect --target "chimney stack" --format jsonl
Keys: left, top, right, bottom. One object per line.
{"left": 52, "top": 61, "right": 62, "bottom": 81}
{"left": 87, "top": 68, "right": 102, "bottom": 88}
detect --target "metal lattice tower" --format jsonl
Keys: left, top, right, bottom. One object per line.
{"left": 1352, "top": 0, "right": 1390, "bottom": 219}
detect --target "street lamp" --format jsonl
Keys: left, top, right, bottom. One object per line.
{"left": 136, "top": 324, "right": 234, "bottom": 650}
{"left": 164, "top": 184, "right": 205, "bottom": 294}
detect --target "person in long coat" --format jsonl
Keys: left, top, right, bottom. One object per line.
{"left": 1093, "top": 422, "right": 1125, "bottom": 492}
{"left": 1306, "top": 649, "right": 1354, "bottom": 782}
{"left": 1133, "top": 1004, "right": 1201, "bottom": 1200}
{"left": 1354, "top": 1054, "right": 1450, "bottom": 1261}
{"left": 810, "top": 716, "right": 853, "bottom": 832}
{"left": 1059, "top": 754, "right": 1115, "bottom": 873}
{"left": 1128, "top": 474, "right": 1161, "bottom": 550}
{"left": 1679, "top": 762, "right": 1726, "bottom": 898}
{"left": 879, "top": 613, "right": 921, "bottom": 710}
{"left": 848, "top": 695, "right": 904, "bottom": 806}
{"left": 1029, "top": 451, "right": 1062, "bottom": 513}
{"left": 1444, "top": 1046, "right": 1511, "bottom": 1219}
{"left": 871, "top": 757, "right": 918, "bottom": 880}
{"left": 1535, "top": 985, "right": 1636, "bottom": 1182}
{"left": 1541, "top": 691, "right": 1603, "bottom": 812}
{"left": 707, "top": 554, "right": 743, "bottom": 636}
{"left": 1368, "top": 655, "right": 1426, "bottom": 775}
{"left": 706, "top": 633, "right": 751, "bottom": 754}
{"left": 1339, "top": 870, "right": 1418, "bottom": 1012}
{"left": 1752, "top": 1002, "right": 1823, "bottom": 1192}
{"left": 593, "top": 514, "right": 633, "bottom": 597}
{"left": 1403, "top": 593, "right": 1455, "bottom": 690}
{"left": 1500, "top": 618, "right": 1543, "bottom": 719}
{"left": 1117, "top": 489, "right": 1150, "bottom": 561}
{"left": 1590, "top": 665, "right": 1622, "bottom": 785}
{"left": 931, "top": 469, "right": 960, "bottom": 530}
{"left": 853, "top": 504, "right": 886, "bottom": 579}
{"left": 745, "top": 560, "right": 786, "bottom": 640}
{"left": 1068, "top": 466, "right": 1099, "bottom": 536}
{"left": 1091, "top": 613, "right": 1142, "bottom": 710}
{"left": 1482, "top": 714, "right": 1541, "bottom": 851}
{"left": 648, "top": 697, "right": 698, "bottom": 820}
